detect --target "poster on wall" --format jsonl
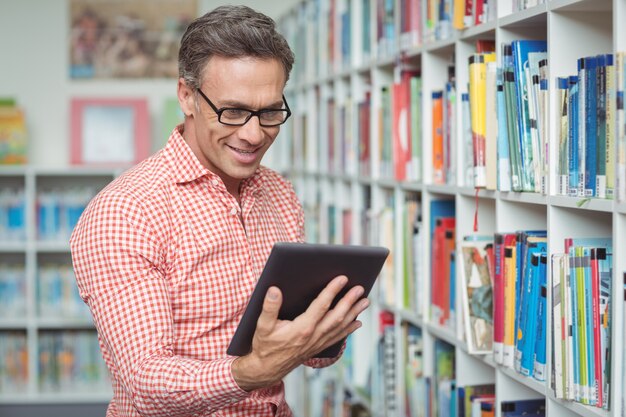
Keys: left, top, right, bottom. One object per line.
{"left": 70, "top": 98, "right": 150, "bottom": 166}
{"left": 69, "top": 0, "right": 197, "bottom": 79}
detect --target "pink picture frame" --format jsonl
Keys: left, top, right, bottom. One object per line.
{"left": 70, "top": 98, "right": 150, "bottom": 166}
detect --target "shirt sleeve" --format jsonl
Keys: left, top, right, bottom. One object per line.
{"left": 70, "top": 190, "right": 250, "bottom": 417}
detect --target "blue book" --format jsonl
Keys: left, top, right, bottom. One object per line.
{"left": 511, "top": 39, "right": 547, "bottom": 191}
{"left": 429, "top": 199, "right": 455, "bottom": 240}
{"left": 584, "top": 56, "right": 598, "bottom": 197}
{"left": 568, "top": 76, "right": 580, "bottom": 197}
{"left": 513, "top": 230, "right": 546, "bottom": 372}
{"left": 518, "top": 244, "right": 546, "bottom": 376}
{"left": 533, "top": 253, "right": 548, "bottom": 381}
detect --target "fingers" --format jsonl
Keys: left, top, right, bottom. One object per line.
{"left": 301, "top": 275, "right": 349, "bottom": 322}
{"left": 255, "top": 286, "right": 282, "bottom": 336}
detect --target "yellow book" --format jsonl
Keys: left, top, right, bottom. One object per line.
{"left": 453, "top": 0, "right": 465, "bottom": 30}
{"left": 0, "top": 106, "right": 27, "bottom": 164}
{"left": 468, "top": 52, "right": 496, "bottom": 187}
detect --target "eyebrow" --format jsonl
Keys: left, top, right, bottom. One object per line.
{"left": 218, "top": 99, "right": 285, "bottom": 110}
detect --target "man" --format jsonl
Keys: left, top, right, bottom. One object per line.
{"left": 70, "top": 5, "right": 369, "bottom": 417}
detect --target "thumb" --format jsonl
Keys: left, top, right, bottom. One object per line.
{"left": 256, "top": 286, "right": 282, "bottom": 335}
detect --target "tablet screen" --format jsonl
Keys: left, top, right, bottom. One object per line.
{"left": 227, "top": 242, "right": 389, "bottom": 358}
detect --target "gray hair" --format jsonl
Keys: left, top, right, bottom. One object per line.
{"left": 178, "top": 5, "right": 295, "bottom": 91}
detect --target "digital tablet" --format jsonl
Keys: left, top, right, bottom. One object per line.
{"left": 226, "top": 242, "right": 390, "bottom": 358}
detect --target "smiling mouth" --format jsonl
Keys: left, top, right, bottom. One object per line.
{"left": 227, "top": 145, "right": 257, "bottom": 154}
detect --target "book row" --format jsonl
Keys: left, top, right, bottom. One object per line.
{"left": 0, "top": 330, "right": 109, "bottom": 395}
{"left": 38, "top": 330, "right": 109, "bottom": 393}
{"left": 0, "top": 188, "right": 25, "bottom": 241}
{"left": 39, "top": 263, "right": 92, "bottom": 320}
{"left": 550, "top": 238, "right": 613, "bottom": 409}
{"left": 287, "top": 43, "right": 626, "bottom": 203}
{"left": 0, "top": 263, "right": 25, "bottom": 317}
{"left": 403, "top": 323, "right": 548, "bottom": 417}
{"left": 0, "top": 186, "right": 97, "bottom": 243}
{"left": 279, "top": 0, "right": 546, "bottom": 84}
{"left": 0, "top": 332, "right": 27, "bottom": 393}
{"left": 0, "top": 262, "right": 92, "bottom": 321}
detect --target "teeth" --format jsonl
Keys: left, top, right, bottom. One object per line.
{"left": 231, "top": 146, "right": 254, "bottom": 154}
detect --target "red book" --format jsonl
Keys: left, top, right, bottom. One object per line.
{"left": 474, "top": 0, "right": 484, "bottom": 25}
{"left": 392, "top": 71, "right": 417, "bottom": 180}
{"left": 493, "top": 233, "right": 515, "bottom": 364}
{"left": 432, "top": 217, "right": 455, "bottom": 327}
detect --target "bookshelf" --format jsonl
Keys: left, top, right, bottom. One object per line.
{"left": 0, "top": 166, "right": 116, "bottom": 405}
{"left": 278, "top": 0, "right": 626, "bottom": 416}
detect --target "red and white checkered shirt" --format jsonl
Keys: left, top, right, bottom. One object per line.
{"left": 70, "top": 127, "right": 339, "bottom": 417}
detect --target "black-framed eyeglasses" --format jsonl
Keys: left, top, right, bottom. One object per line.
{"left": 196, "top": 89, "right": 291, "bottom": 127}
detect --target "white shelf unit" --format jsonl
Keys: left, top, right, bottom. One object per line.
{"left": 279, "top": 0, "right": 625, "bottom": 416}
{"left": 0, "top": 166, "right": 117, "bottom": 404}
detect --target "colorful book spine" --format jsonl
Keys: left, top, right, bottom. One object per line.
{"left": 533, "top": 253, "right": 547, "bottom": 381}
{"left": 568, "top": 76, "right": 580, "bottom": 197}
{"left": 432, "top": 91, "right": 445, "bottom": 184}
{"left": 511, "top": 40, "right": 547, "bottom": 192}
{"left": 496, "top": 70, "right": 511, "bottom": 192}
{"left": 605, "top": 54, "right": 616, "bottom": 199}
{"left": 584, "top": 56, "right": 598, "bottom": 197}
{"left": 556, "top": 77, "right": 570, "bottom": 196}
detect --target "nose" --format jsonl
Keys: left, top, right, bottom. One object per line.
{"left": 238, "top": 115, "right": 265, "bottom": 145}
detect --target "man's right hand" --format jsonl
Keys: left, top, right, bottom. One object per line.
{"left": 231, "top": 275, "right": 369, "bottom": 391}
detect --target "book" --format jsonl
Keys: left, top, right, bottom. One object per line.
{"left": 493, "top": 233, "right": 515, "bottom": 364}
{"left": 409, "top": 74, "right": 423, "bottom": 181}
{"left": 556, "top": 77, "right": 570, "bottom": 196}
{"left": 485, "top": 61, "right": 498, "bottom": 190}
{"left": 551, "top": 253, "right": 566, "bottom": 398}
{"left": 432, "top": 90, "right": 445, "bottom": 184}
{"left": 392, "top": 71, "right": 418, "bottom": 180}
{"left": 533, "top": 253, "right": 548, "bottom": 381}
{"left": 468, "top": 52, "right": 496, "bottom": 188}
{"left": 568, "top": 75, "right": 580, "bottom": 197}
{"left": 0, "top": 104, "right": 28, "bottom": 165}
{"left": 510, "top": 40, "right": 547, "bottom": 192}
{"left": 496, "top": 70, "right": 511, "bottom": 192}
{"left": 430, "top": 199, "right": 455, "bottom": 329}
{"left": 503, "top": 239, "right": 517, "bottom": 369}
{"left": 502, "top": 44, "right": 523, "bottom": 191}
{"left": 459, "top": 236, "right": 494, "bottom": 354}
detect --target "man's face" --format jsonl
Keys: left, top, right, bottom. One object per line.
{"left": 179, "top": 56, "right": 286, "bottom": 195}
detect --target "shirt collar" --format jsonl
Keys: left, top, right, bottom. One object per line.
{"left": 164, "top": 125, "right": 266, "bottom": 194}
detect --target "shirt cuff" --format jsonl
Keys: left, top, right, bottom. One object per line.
{"left": 199, "top": 356, "right": 250, "bottom": 407}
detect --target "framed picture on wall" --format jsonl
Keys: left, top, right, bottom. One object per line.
{"left": 69, "top": 0, "right": 198, "bottom": 79}
{"left": 70, "top": 98, "right": 150, "bottom": 166}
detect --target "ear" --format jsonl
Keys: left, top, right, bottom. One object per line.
{"left": 177, "top": 78, "right": 196, "bottom": 117}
